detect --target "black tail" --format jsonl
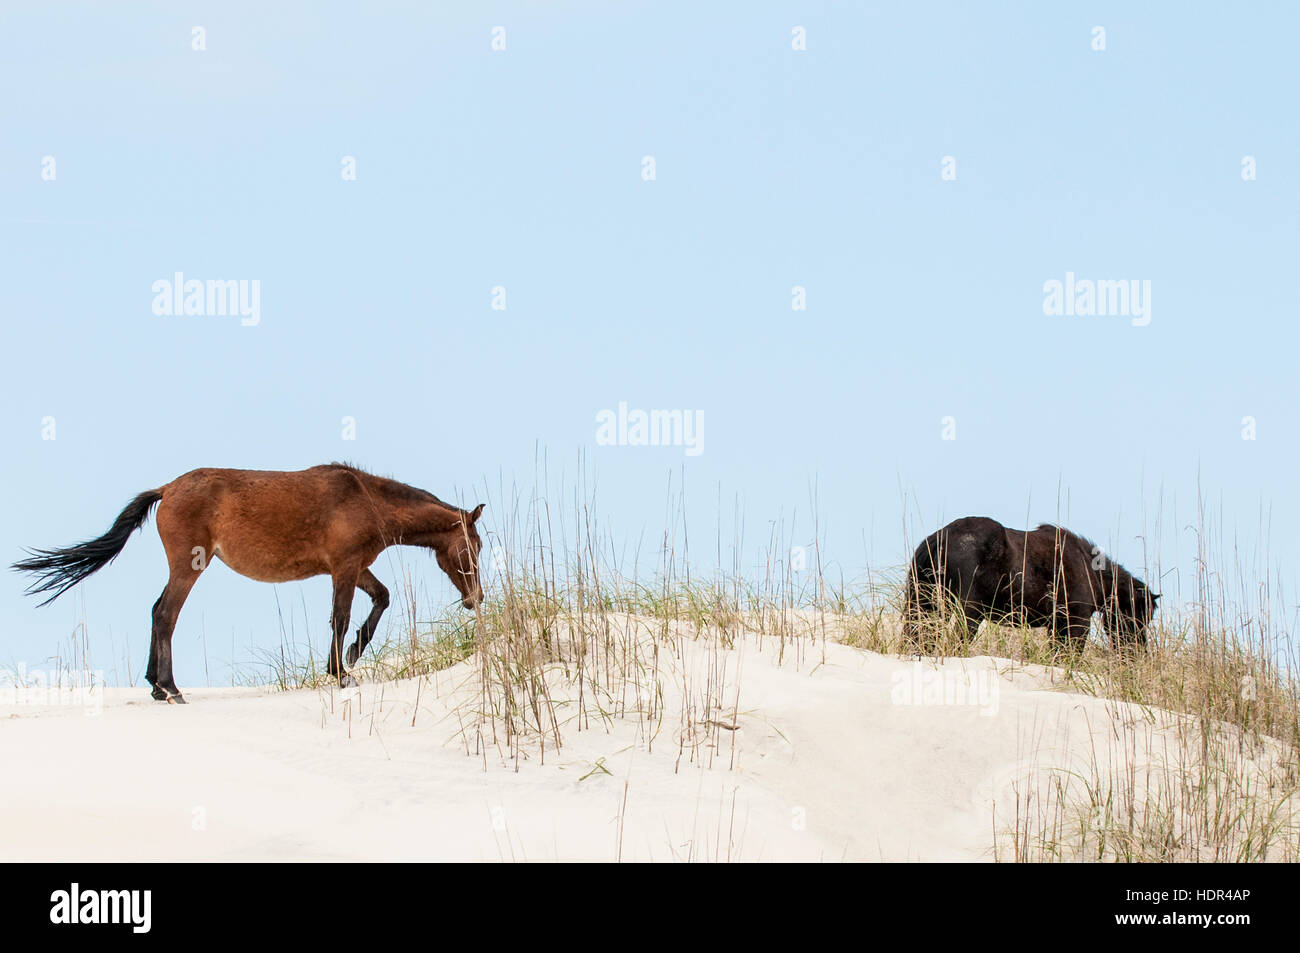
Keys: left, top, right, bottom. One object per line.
{"left": 12, "top": 489, "right": 163, "bottom": 606}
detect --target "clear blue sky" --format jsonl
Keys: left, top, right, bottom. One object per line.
{"left": 2, "top": 3, "right": 1297, "bottom": 682}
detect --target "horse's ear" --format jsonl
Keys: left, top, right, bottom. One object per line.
{"left": 1151, "top": 593, "right": 1160, "bottom": 604}
{"left": 469, "top": 503, "right": 485, "bottom": 524}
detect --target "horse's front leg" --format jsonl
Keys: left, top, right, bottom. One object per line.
{"left": 327, "top": 572, "right": 358, "bottom": 688}
{"left": 346, "top": 568, "right": 390, "bottom": 667}
{"left": 1053, "top": 606, "right": 1092, "bottom": 654}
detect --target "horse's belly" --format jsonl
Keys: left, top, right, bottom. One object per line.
{"left": 212, "top": 543, "right": 326, "bottom": 583}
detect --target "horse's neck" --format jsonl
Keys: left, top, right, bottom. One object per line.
{"left": 386, "top": 500, "right": 460, "bottom": 546}
{"left": 1057, "top": 531, "right": 1109, "bottom": 597}
{"left": 342, "top": 471, "right": 456, "bottom": 545}
{"left": 1105, "top": 564, "right": 1134, "bottom": 593}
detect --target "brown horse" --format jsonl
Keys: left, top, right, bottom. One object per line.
{"left": 12, "top": 463, "right": 484, "bottom": 704}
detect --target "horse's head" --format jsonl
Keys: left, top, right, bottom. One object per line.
{"left": 1103, "top": 571, "right": 1159, "bottom": 647}
{"left": 435, "top": 503, "right": 485, "bottom": 609}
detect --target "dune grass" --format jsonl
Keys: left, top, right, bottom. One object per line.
{"left": 129, "top": 482, "right": 1300, "bottom": 862}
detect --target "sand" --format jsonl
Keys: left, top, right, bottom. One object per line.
{"left": 0, "top": 622, "right": 1288, "bottom": 861}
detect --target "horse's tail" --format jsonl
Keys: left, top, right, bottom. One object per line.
{"left": 12, "top": 489, "right": 163, "bottom": 606}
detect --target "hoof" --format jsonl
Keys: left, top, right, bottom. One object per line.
{"left": 346, "top": 643, "right": 360, "bottom": 667}
{"left": 339, "top": 674, "right": 357, "bottom": 689}
{"left": 151, "top": 685, "right": 186, "bottom": 704}
{"left": 167, "top": 693, "right": 187, "bottom": 705}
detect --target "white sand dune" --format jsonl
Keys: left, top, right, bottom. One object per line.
{"left": 1, "top": 623, "right": 1290, "bottom": 861}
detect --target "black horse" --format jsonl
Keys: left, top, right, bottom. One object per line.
{"left": 903, "top": 516, "right": 1158, "bottom": 652}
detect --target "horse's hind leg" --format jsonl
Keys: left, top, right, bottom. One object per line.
{"left": 902, "top": 572, "right": 937, "bottom": 653}
{"left": 146, "top": 502, "right": 211, "bottom": 704}
{"left": 146, "top": 566, "right": 201, "bottom": 704}
{"left": 901, "top": 576, "right": 923, "bottom": 649}
{"left": 327, "top": 571, "right": 359, "bottom": 688}
{"left": 346, "top": 569, "right": 390, "bottom": 667}
{"left": 958, "top": 608, "right": 984, "bottom": 645}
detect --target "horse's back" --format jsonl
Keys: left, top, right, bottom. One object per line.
{"left": 162, "top": 466, "right": 353, "bottom": 504}
{"left": 153, "top": 466, "right": 365, "bottom": 581}
{"left": 910, "top": 516, "right": 1011, "bottom": 603}
{"left": 913, "top": 516, "right": 1007, "bottom": 568}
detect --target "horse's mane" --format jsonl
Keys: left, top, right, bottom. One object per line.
{"left": 327, "top": 462, "right": 458, "bottom": 511}
{"left": 1034, "top": 523, "right": 1145, "bottom": 589}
